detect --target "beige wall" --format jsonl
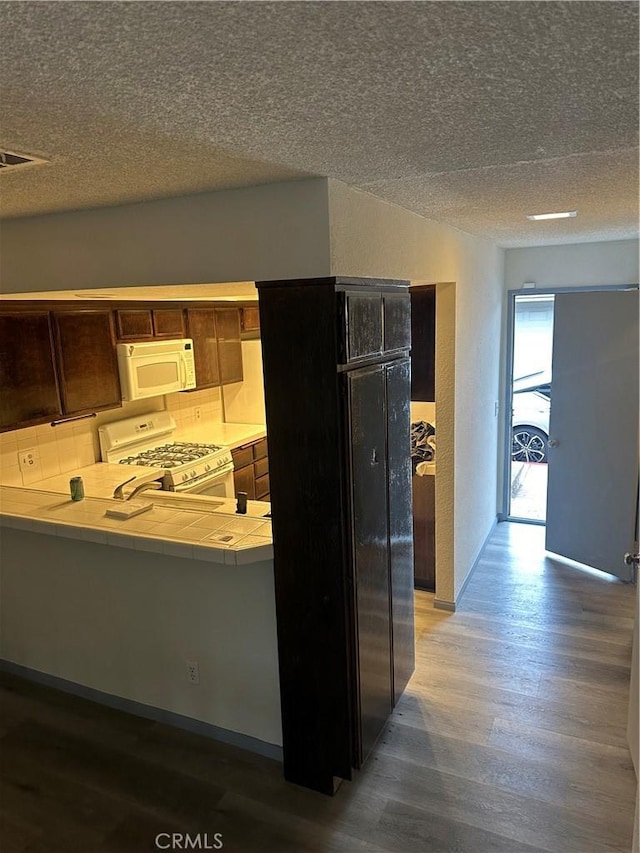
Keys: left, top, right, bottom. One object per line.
{"left": 2, "top": 176, "right": 504, "bottom": 606}
{"left": 504, "top": 239, "right": 639, "bottom": 292}
{"left": 1, "top": 528, "right": 281, "bottom": 746}
{"left": 0, "top": 178, "right": 331, "bottom": 292}
{"left": 328, "top": 180, "right": 504, "bottom": 604}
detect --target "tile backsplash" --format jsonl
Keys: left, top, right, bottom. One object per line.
{"left": 0, "top": 387, "right": 223, "bottom": 487}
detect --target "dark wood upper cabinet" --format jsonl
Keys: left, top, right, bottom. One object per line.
{"left": 117, "top": 307, "right": 186, "bottom": 341}
{"left": 384, "top": 293, "right": 411, "bottom": 353}
{"left": 53, "top": 310, "right": 122, "bottom": 416}
{"left": 215, "top": 308, "right": 243, "bottom": 385}
{"left": 116, "top": 309, "right": 154, "bottom": 341}
{"left": 240, "top": 306, "right": 260, "bottom": 334}
{"left": 0, "top": 312, "right": 62, "bottom": 431}
{"left": 152, "top": 309, "right": 185, "bottom": 339}
{"left": 184, "top": 308, "right": 220, "bottom": 389}
{"left": 343, "top": 292, "right": 383, "bottom": 363}
{"left": 410, "top": 285, "right": 436, "bottom": 402}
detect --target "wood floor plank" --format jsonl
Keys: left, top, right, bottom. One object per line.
{"left": 0, "top": 521, "right": 635, "bottom": 853}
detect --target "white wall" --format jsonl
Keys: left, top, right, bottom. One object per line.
{"left": 0, "top": 178, "right": 331, "bottom": 292}
{"left": 504, "top": 239, "right": 639, "bottom": 291}
{"left": 0, "top": 528, "right": 282, "bottom": 747}
{"left": 222, "top": 340, "right": 267, "bottom": 424}
{"left": 328, "top": 180, "right": 504, "bottom": 604}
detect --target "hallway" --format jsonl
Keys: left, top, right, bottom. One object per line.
{"left": 0, "top": 522, "right": 636, "bottom": 852}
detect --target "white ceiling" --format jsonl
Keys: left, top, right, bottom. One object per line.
{"left": 1, "top": 2, "right": 637, "bottom": 247}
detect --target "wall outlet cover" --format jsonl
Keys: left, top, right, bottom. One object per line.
{"left": 18, "top": 447, "right": 40, "bottom": 472}
{"left": 186, "top": 660, "right": 200, "bottom": 684}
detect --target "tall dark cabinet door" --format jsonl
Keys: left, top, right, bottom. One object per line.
{"left": 347, "top": 364, "right": 392, "bottom": 764}
{"left": 386, "top": 359, "right": 415, "bottom": 702}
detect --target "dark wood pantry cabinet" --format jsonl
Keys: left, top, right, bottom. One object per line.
{"left": 256, "top": 276, "right": 414, "bottom": 794}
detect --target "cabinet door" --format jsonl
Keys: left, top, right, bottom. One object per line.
{"left": 412, "top": 474, "right": 435, "bottom": 591}
{"left": 116, "top": 309, "right": 153, "bottom": 341}
{"left": 345, "top": 293, "right": 383, "bottom": 362}
{"left": 410, "top": 286, "right": 436, "bottom": 401}
{"left": 152, "top": 309, "right": 185, "bottom": 339}
{"left": 215, "top": 308, "right": 243, "bottom": 384}
{"left": 347, "top": 363, "right": 392, "bottom": 764}
{"left": 241, "top": 306, "right": 260, "bottom": 333}
{"left": 383, "top": 294, "right": 411, "bottom": 353}
{"left": 255, "top": 472, "right": 270, "bottom": 500}
{"left": 386, "top": 358, "right": 415, "bottom": 703}
{"left": 233, "top": 464, "right": 256, "bottom": 500}
{"left": 53, "top": 311, "right": 121, "bottom": 415}
{"left": 185, "top": 309, "right": 220, "bottom": 389}
{"left": 0, "top": 312, "right": 62, "bottom": 430}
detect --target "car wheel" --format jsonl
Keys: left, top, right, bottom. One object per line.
{"left": 512, "top": 426, "right": 548, "bottom": 463}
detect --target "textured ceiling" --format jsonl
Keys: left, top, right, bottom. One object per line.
{"left": 0, "top": 1, "right": 637, "bottom": 246}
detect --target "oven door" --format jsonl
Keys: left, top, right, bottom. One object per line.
{"left": 174, "top": 469, "right": 235, "bottom": 498}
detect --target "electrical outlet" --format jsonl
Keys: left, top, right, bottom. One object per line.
{"left": 194, "top": 407, "right": 202, "bottom": 421}
{"left": 18, "top": 447, "right": 40, "bottom": 473}
{"left": 186, "top": 660, "right": 200, "bottom": 685}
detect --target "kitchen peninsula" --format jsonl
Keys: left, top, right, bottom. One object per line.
{"left": 0, "top": 483, "right": 281, "bottom": 754}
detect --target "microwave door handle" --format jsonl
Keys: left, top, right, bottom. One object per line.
{"left": 179, "top": 355, "right": 187, "bottom": 387}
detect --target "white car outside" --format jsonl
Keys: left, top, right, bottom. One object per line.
{"left": 512, "top": 387, "right": 551, "bottom": 463}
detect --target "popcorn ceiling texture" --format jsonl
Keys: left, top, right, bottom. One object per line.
{"left": 1, "top": 2, "right": 637, "bottom": 245}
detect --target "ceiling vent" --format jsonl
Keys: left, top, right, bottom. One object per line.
{"left": 0, "top": 149, "right": 48, "bottom": 172}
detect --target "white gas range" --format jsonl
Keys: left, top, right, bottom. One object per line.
{"left": 99, "top": 411, "right": 235, "bottom": 497}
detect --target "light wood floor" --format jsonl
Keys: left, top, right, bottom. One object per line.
{"left": 1, "top": 522, "right": 636, "bottom": 852}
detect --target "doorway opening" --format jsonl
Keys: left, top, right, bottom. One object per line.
{"left": 508, "top": 293, "right": 555, "bottom": 523}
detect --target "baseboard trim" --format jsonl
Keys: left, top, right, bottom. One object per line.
{"left": 433, "top": 598, "right": 456, "bottom": 612}
{"left": 0, "top": 659, "right": 283, "bottom": 762}
{"left": 434, "top": 517, "right": 499, "bottom": 613}
{"left": 455, "top": 517, "right": 499, "bottom": 606}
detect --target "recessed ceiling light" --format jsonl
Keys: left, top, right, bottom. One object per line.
{"left": 526, "top": 211, "right": 577, "bottom": 221}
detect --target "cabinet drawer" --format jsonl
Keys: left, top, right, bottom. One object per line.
{"left": 254, "top": 456, "right": 269, "bottom": 479}
{"left": 232, "top": 445, "right": 254, "bottom": 470}
{"left": 255, "top": 472, "right": 270, "bottom": 499}
{"left": 252, "top": 437, "right": 268, "bottom": 460}
{"left": 383, "top": 294, "right": 410, "bottom": 352}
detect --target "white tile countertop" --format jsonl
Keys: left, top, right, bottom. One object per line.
{"left": 33, "top": 462, "right": 166, "bottom": 500}
{"left": 0, "top": 484, "right": 273, "bottom": 566}
{"left": 175, "top": 422, "right": 266, "bottom": 450}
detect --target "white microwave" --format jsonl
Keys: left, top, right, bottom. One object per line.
{"left": 117, "top": 338, "right": 197, "bottom": 401}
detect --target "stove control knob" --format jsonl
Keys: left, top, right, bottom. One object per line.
{"left": 191, "top": 470, "right": 196, "bottom": 477}
{"left": 205, "top": 464, "right": 211, "bottom": 472}
{"left": 182, "top": 473, "right": 188, "bottom": 482}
